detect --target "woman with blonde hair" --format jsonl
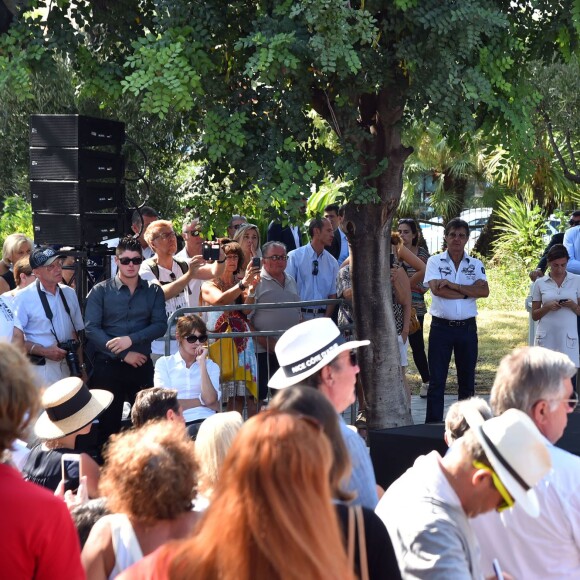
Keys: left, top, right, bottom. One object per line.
{"left": 193, "top": 411, "right": 243, "bottom": 509}
{"left": 82, "top": 421, "right": 200, "bottom": 578}
{"left": 121, "top": 411, "right": 355, "bottom": 580}
{"left": 233, "top": 222, "right": 261, "bottom": 273}
{"left": 2, "top": 257, "right": 36, "bottom": 305}
{"left": 0, "top": 233, "right": 33, "bottom": 293}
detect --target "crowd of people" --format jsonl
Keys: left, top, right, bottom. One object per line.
{"left": 2, "top": 206, "right": 580, "bottom": 579}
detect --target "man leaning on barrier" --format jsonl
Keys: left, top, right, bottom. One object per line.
{"left": 248, "top": 241, "right": 301, "bottom": 402}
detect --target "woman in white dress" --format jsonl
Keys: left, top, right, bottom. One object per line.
{"left": 532, "top": 244, "right": 580, "bottom": 386}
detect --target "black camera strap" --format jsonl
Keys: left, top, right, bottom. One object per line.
{"left": 36, "top": 280, "right": 78, "bottom": 343}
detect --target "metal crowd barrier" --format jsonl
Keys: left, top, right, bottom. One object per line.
{"left": 163, "top": 299, "right": 358, "bottom": 422}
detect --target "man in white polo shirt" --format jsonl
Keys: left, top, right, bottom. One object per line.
{"left": 424, "top": 217, "right": 489, "bottom": 423}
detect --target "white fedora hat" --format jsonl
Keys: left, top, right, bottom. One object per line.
{"left": 268, "top": 318, "right": 370, "bottom": 390}
{"left": 465, "top": 407, "right": 551, "bottom": 518}
{"left": 34, "top": 377, "right": 113, "bottom": 440}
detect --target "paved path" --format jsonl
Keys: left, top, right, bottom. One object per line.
{"left": 410, "top": 394, "right": 465, "bottom": 424}
{"left": 342, "top": 394, "right": 490, "bottom": 427}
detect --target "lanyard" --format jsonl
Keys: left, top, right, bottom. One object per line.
{"left": 35, "top": 280, "right": 78, "bottom": 343}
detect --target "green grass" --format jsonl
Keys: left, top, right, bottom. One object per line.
{"left": 408, "top": 264, "right": 531, "bottom": 394}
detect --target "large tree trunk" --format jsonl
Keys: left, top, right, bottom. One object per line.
{"left": 343, "top": 87, "right": 413, "bottom": 430}
{"left": 347, "top": 203, "right": 412, "bottom": 429}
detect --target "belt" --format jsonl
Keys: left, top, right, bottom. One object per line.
{"left": 431, "top": 316, "right": 475, "bottom": 327}
{"left": 301, "top": 308, "right": 326, "bottom": 314}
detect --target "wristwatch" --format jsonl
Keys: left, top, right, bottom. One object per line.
{"left": 238, "top": 281, "right": 247, "bottom": 291}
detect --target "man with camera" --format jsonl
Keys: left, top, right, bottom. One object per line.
{"left": 139, "top": 220, "right": 227, "bottom": 361}
{"left": 84, "top": 237, "right": 167, "bottom": 453}
{"left": 176, "top": 217, "right": 228, "bottom": 311}
{"left": 12, "top": 247, "right": 86, "bottom": 387}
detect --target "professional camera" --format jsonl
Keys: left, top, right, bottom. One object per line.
{"left": 58, "top": 339, "right": 82, "bottom": 377}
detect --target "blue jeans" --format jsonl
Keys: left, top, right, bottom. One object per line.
{"left": 426, "top": 317, "right": 478, "bottom": 423}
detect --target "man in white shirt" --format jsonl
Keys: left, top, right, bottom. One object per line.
{"left": 376, "top": 408, "right": 551, "bottom": 580}
{"left": 176, "top": 217, "right": 227, "bottom": 310}
{"left": 286, "top": 217, "right": 338, "bottom": 319}
{"left": 0, "top": 296, "right": 14, "bottom": 342}
{"left": 472, "top": 346, "right": 580, "bottom": 579}
{"left": 12, "top": 247, "right": 85, "bottom": 386}
{"left": 139, "top": 220, "right": 226, "bottom": 361}
{"left": 424, "top": 217, "right": 489, "bottom": 422}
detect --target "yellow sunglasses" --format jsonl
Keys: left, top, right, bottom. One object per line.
{"left": 473, "top": 460, "right": 515, "bottom": 512}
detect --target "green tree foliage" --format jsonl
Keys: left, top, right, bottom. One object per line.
{"left": 0, "top": 0, "right": 563, "bottom": 427}
{"left": 0, "top": 195, "right": 33, "bottom": 246}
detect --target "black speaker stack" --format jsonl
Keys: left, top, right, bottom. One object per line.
{"left": 29, "top": 115, "right": 126, "bottom": 246}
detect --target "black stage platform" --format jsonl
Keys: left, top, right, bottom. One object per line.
{"left": 369, "top": 412, "right": 580, "bottom": 490}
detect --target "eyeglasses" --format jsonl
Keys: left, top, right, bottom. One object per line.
{"left": 447, "top": 232, "right": 467, "bottom": 240}
{"left": 543, "top": 390, "right": 579, "bottom": 411}
{"left": 118, "top": 257, "right": 144, "bottom": 265}
{"left": 263, "top": 255, "right": 288, "bottom": 261}
{"left": 472, "top": 460, "right": 515, "bottom": 513}
{"left": 184, "top": 334, "right": 208, "bottom": 344}
{"left": 312, "top": 260, "right": 319, "bottom": 275}
{"left": 153, "top": 231, "right": 177, "bottom": 241}
{"left": 45, "top": 259, "right": 64, "bottom": 271}
{"left": 225, "top": 254, "right": 239, "bottom": 260}
{"left": 232, "top": 223, "right": 245, "bottom": 230}
{"left": 184, "top": 230, "right": 202, "bottom": 237}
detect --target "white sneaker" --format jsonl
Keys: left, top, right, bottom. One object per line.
{"left": 420, "top": 383, "right": 429, "bottom": 398}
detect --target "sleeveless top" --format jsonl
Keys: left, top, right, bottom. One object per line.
{"left": 22, "top": 446, "right": 77, "bottom": 492}
{"left": 1, "top": 269, "right": 15, "bottom": 291}
{"left": 108, "top": 514, "right": 144, "bottom": 579}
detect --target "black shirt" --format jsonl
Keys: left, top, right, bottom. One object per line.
{"left": 84, "top": 275, "right": 167, "bottom": 360}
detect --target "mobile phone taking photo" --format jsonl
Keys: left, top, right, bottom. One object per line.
{"left": 61, "top": 453, "right": 80, "bottom": 493}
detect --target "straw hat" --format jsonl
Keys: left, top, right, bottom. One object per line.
{"left": 34, "top": 377, "right": 113, "bottom": 440}
{"left": 465, "top": 407, "right": 551, "bottom": 518}
{"left": 268, "top": 318, "right": 370, "bottom": 390}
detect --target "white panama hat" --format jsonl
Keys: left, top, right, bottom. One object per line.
{"left": 268, "top": 318, "right": 370, "bottom": 390}
{"left": 464, "top": 407, "right": 551, "bottom": 518}
{"left": 34, "top": 377, "right": 113, "bottom": 440}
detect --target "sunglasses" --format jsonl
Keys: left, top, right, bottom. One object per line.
{"left": 118, "top": 257, "right": 144, "bottom": 265}
{"left": 263, "top": 255, "right": 288, "bottom": 261}
{"left": 153, "top": 231, "right": 177, "bottom": 241}
{"left": 184, "top": 334, "right": 208, "bottom": 344}
{"left": 473, "top": 460, "right": 514, "bottom": 512}
{"left": 349, "top": 350, "right": 358, "bottom": 366}
{"left": 312, "top": 260, "right": 319, "bottom": 276}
